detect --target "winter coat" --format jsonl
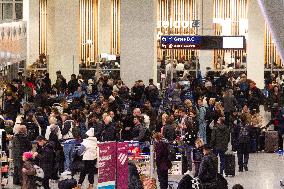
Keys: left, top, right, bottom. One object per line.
{"left": 68, "top": 79, "right": 79, "bottom": 94}
{"left": 45, "top": 125, "right": 62, "bottom": 140}
{"left": 61, "top": 120, "right": 75, "bottom": 140}
{"left": 198, "top": 152, "right": 218, "bottom": 184}
{"left": 162, "top": 124, "right": 176, "bottom": 142}
{"left": 155, "top": 141, "right": 172, "bottom": 171}
{"left": 128, "top": 161, "right": 143, "bottom": 189}
{"left": 223, "top": 95, "right": 237, "bottom": 113}
{"left": 21, "top": 161, "right": 37, "bottom": 189}
{"left": 131, "top": 123, "right": 147, "bottom": 142}
{"left": 81, "top": 137, "right": 98, "bottom": 160}
{"left": 234, "top": 122, "right": 251, "bottom": 154}
{"left": 211, "top": 124, "right": 230, "bottom": 152}
{"left": 36, "top": 142, "right": 55, "bottom": 178}
{"left": 12, "top": 134, "right": 32, "bottom": 167}
{"left": 177, "top": 174, "right": 193, "bottom": 189}
{"left": 4, "top": 99, "right": 20, "bottom": 121}
{"left": 100, "top": 123, "right": 116, "bottom": 142}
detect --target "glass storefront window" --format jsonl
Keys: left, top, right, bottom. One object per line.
{"left": 15, "top": 3, "right": 22, "bottom": 19}
{"left": 2, "top": 3, "right": 13, "bottom": 20}
{"left": 0, "top": 0, "right": 23, "bottom": 21}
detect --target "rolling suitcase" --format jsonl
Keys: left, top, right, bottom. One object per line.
{"left": 224, "top": 153, "right": 235, "bottom": 177}
{"left": 265, "top": 131, "right": 279, "bottom": 153}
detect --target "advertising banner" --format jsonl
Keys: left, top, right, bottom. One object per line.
{"left": 116, "top": 142, "right": 129, "bottom": 189}
{"left": 98, "top": 142, "right": 117, "bottom": 189}
{"left": 128, "top": 142, "right": 141, "bottom": 160}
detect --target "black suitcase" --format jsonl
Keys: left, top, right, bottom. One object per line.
{"left": 224, "top": 153, "right": 235, "bottom": 177}
{"left": 58, "top": 178, "right": 77, "bottom": 189}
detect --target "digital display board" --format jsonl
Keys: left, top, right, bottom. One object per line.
{"left": 160, "top": 35, "right": 245, "bottom": 50}
{"left": 223, "top": 36, "right": 244, "bottom": 49}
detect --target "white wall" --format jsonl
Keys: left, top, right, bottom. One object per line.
{"left": 120, "top": 0, "right": 157, "bottom": 86}
{"left": 247, "top": 0, "right": 265, "bottom": 89}
{"left": 47, "top": 0, "right": 80, "bottom": 83}
{"left": 198, "top": 0, "right": 214, "bottom": 76}
{"left": 23, "top": 0, "right": 39, "bottom": 66}
{"left": 98, "top": 0, "right": 112, "bottom": 55}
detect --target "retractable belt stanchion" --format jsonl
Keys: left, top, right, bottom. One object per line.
{"left": 150, "top": 143, "right": 154, "bottom": 178}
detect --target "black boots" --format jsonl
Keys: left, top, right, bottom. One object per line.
{"left": 244, "top": 165, "right": 248, "bottom": 171}
{"left": 238, "top": 166, "right": 243, "bottom": 172}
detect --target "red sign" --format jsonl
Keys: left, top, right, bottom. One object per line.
{"left": 116, "top": 142, "right": 129, "bottom": 189}
{"left": 128, "top": 142, "right": 141, "bottom": 160}
{"left": 98, "top": 142, "right": 117, "bottom": 188}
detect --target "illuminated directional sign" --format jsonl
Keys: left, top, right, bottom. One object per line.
{"left": 160, "top": 35, "right": 245, "bottom": 50}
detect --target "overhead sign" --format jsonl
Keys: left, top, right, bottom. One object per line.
{"left": 160, "top": 35, "right": 245, "bottom": 50}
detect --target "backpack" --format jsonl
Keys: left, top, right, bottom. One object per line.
{"left": 58, "top": 178, "right": 77, "bottom": 189}
{"left": 238, "top": 124, "right": 250, "bottom": 143}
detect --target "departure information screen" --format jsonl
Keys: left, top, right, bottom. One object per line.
{"left": 160, "top": 35, "right": 245, "bottom": 50}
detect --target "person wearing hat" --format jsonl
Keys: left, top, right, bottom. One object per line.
{"left": 78, "top": 128, "right": 98, "bottom": 189}
{"left": 21, "top": 152, "right": 37, "bottom": 189}
{"left": 198, "top": 144, "right": 218, "bottom": 188}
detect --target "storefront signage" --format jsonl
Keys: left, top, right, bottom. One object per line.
{"left": 98, "top": 142, "right": 117, "bottom": 189}
{"left": 157, "top": 18, "right": 200, "bottom": 29}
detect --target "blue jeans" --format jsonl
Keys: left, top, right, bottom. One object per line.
{"left": 198, "top": 123, "right": 207, "bottom": 144}
{"left": 214, "top": 149, "right": 226, "bottom": 174}
{"left": 63, "top": 140, "right": 77, "bottom": 171}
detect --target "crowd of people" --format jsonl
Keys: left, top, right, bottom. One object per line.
{"left": 0, "top": 69, "right": 282, "bottom": 189}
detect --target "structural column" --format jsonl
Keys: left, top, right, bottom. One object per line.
{"left": 198, "top": 0, "right": 214, "bottom": 76}
{"left": 120, "top": 0, "right": 157, "bottom": 86}
{"left": 98, "top": 0, "right": 112, "bottom": 55}
{"left": 47, "top": 0, "right": 80, "bottom": 83}
{"left": 23, "top": 0, "right": 39, "bottom": 67}
{"left": 247, "top": 0, "right": 265, "bottom": 89}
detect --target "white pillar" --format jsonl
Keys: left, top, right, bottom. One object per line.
{"left": 23, "top": 0, "right": 39, "bottom": 67}
{"left": 98, "top": 0, "right": 112, "bottom": 55}
{"left": 247, "top": 0, "right": 265, "bottom": 89}
{"left": 47, "top": 0, "right": 80, "bottom": 83}
{"left": 120, "top": 0, "right": 157, "bottom": 86}
{"left": 198, "top": 0, "right": 214, "bottom": 76}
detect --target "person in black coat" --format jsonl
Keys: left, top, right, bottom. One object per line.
{"left": 162, "top": 115, "right": 176, "bottom": 143}
{"left": 34, "top": 136, "right": 56, "bottom": 189}
{"left": 4, "top": 93, "right": 20, "bottom": 122}
{"left": 12, "top": 125, "right": 32, "bottom": 185}
{"left": 154, "top": 133, "right": 172, "bottom": 189}
{"left": 198, "top": 145, "right": 218, "bottom": 188}
{"left": 235, "top": 116, "right": 251, "bottom": 172}
{"left": 67, "top": 74, "right": 79, "bottom": 94}
{"left": 48, "top": 127, "right": 65, "bottom": 178}
{"left": 131, "top": 116, "right": 147, "bottom": 142}
{"left": 128, "top": 161, "right": 143, "bottom": 189}
{"left": 100, "top": 115, "right": 116, "bottom": 142}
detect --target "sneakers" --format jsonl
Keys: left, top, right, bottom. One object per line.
{"left": 60, "top": 170, "right": 72, "bottom": 176}
{"left": 280, "top": 180, "right": 284, "bottom": 187}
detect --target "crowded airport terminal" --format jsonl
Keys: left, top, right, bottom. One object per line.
{"left": 0, "top": 0, "right": 283, "bottom": 188}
